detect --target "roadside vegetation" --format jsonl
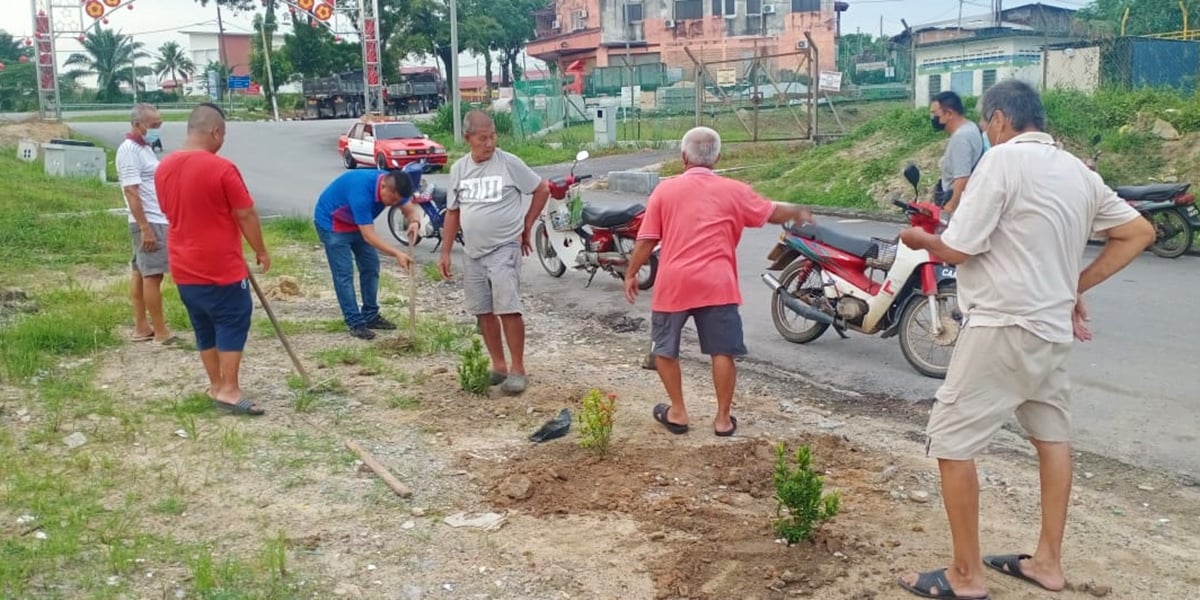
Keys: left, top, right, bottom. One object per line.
{"left": 658, "top": 87, "right": 1200, "bottom": 213}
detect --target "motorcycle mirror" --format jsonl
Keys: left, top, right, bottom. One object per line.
{"left": 575, "top": 150, "right": 589, "bottom": 162}
{"left": 902, "top": 163, "right": 920, "bottom": 190}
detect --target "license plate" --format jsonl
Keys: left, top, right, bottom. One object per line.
{"left": 939, "top": 265, "right": 957, "bottom": 278}
{"left": 1188, "top": 205, "right": 1198, "bottom": 218}
{"left": 767, "top": 242, "right": 788, "bottom": 261}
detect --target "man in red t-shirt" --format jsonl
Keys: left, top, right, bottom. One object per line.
{"left": 155, "top": 103, "right": 270, "bottom": 416}
{"left": 624, "top": 126, "right": 813, "bottom": 437}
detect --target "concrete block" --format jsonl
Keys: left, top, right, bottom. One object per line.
{"left": 606, "top": 171, "right": 660, "bottom": 195}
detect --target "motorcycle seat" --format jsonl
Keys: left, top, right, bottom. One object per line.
{"left": 1115, "top": 183, "right": 1189, "bottom": 202}
{"left": 581, "top": 203, "right": 645, "bottom": 228}
{"left": 793, "top": 223, "right": 877, "bottom": 259}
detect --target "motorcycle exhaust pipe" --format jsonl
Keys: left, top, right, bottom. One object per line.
{"left": 582, "top": 251, "right": 628, "bottom": 266}
{"left": 760, "top": 273, "right": 836, "bottom": 326}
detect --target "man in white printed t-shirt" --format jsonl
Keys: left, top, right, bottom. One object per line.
{"left": 439, "top": 110, "right": 549, "bottom": 396}
{"left": 117, "top": 103, "right": 177, "bottom": 345}
{"left": 894, "top": 80, "right": 1155, "bottom": 600}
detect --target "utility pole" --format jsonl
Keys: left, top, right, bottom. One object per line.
{"left": 216, "top": 1, "right": 231, "bottom": 112}
{"left": 258, "top": 10, "right": 280, "bottom": 121}
{"left": 450, "top": 0, "right": 462, "bottom": 143}
{"left": 130, "top": 34, "right": 138, "bottom": 104}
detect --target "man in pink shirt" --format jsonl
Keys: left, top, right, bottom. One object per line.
{"left": 624, "top": 126, "right": 814, "bottom": 436}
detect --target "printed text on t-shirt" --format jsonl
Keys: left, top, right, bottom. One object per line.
{"left": 458, "top": 176, "right": 504, "bottom": 203}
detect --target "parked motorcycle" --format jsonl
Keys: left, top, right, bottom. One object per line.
{"left": 760, "top": 165, "right": 961, "bottom": 379}
{"left": 386, "top": 159, "right": 465, "bottom": 251}
{"left": 1085, "top": 136, "right": 1198, "bottom": 258}
{"left": 534, "top": 151, "right": 659, "bottom": 290}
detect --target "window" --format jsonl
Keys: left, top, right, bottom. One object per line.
{"left": 711, "top": 0, "right": 721, "bottom": 16}
{"left": 928, "top": 74, "right": 942, "bottom": 99}
{"left": 626, "top": 2, "right": 643, "bottom": 22}
{"left": 349, "top": 123, "right": 364, "bottom": 139}
{"left": 791, "top": 0, "right": 819, "bottom": 12}
{"left": 675, "top": 0, "right": 703, "bottom": 19}
{"left": 982, "top": 69, "right": 997, "bottom": 91}
{"left": 572, "top": 10, "right": 587, "bottom": 30}
{"left": 747, "top": 0, "right": 762, "bottom": 14}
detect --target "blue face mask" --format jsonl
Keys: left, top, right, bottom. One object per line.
{"left": 144, "top": 128, "right": 161, "bottom": 144}
{"left": 981, "top": 132, "right": 991, "bottom": 153}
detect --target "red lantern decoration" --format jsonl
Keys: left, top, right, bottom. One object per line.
{"left": 127, "top": 3, "right": 134, "bottom": 9}
{"left": 78, "top": 35, "right": 86, "bottom": 42}
{"left": 25, "top": 38, "right": 33, "bottom": 46}
{"left": 0, "top": 62, "right": 5, "bottom": 72}
{"left": 19, "top": 55, "right": 29, "bottom": 63}
{"left": 103, "top": 18, "right": 110, "bottom": 24}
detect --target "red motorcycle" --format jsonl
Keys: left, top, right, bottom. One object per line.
{"left": 534, "top": 151, "right": 659, "bottom": 290}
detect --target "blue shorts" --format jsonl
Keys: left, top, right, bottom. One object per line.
{"left": 178, "top": 279, "right": 253, "bottom": 352}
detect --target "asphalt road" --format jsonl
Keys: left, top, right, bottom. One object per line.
{"left": 70, "top": 119, "right": 1199, "bottom": 477}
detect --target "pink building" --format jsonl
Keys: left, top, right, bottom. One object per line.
{"left": 526, "top": 0, "right": 841, "bottom": 77}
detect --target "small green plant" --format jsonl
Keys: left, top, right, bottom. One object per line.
{"left": 389, "top": 394, "right": 421, "bottom": 409}
{"left": 423, "top": 261, "right": 443, "bottom": 282}
{"left": 457, "top": 336, "right": 490, "bottom": 395}
{"left": 577, "top": 389, "right": 617, "bottom": 457}
{"left": 772, "top": 442, "right": 840, "bottom": 544}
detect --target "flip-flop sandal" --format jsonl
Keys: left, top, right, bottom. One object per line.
{"left": 652, "top": 403, "right": 688, "bottom": 434}
{"left": 983, "top": 554, "right": 1062, "bottom": 592}
{"left": 153, "top": 335, "right": 181, "bottom": 346}
{"left": 715, "top": 416, "right": 738, "bottom": 437}
{"left": 898, "top": 568, "right": 989, "bottom": 599}
{"left": 212, "top": 398, "right": 265, "bottom": 416}
{"left": 131, "top": 331, "right": 155, "bottom": 342}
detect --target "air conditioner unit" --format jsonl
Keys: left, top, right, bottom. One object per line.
{"left": 552, "top": 19, "right": 561, "bottom": 28}
{"left": 575, "top": 9, "right": 587, "bottom": 18}
{"left": 665, "top": 19, "right": 676, "bottom": 28}
{"left": 762, "top": 5, "right": 775, "bottom": 14}
{"left": 795, "top": 40, "right": 808, "bottom": 49}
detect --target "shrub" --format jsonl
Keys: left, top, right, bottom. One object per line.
{"left": 456, "top": 336, "right": 490, "bottom": 395}
{"left": 577, "top": 389, "right": 616, "bottom": 456}
{"left": 772, "top": 442, "right": 840, "bottom": 544}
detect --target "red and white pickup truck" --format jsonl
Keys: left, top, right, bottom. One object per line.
{"left": 337, "top": 119, "right": 448, "bottom": 171}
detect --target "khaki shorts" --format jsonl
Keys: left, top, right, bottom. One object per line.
{"left": 129, "top": 221, "right": 169, "bottom": 277}
{"left": 926, "top": 324, "right": 1072, "bottom": 460}
{"left": 463, "top": 243, "right": 522, "bottom": 316}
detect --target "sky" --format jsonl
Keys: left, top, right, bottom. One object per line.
{"left": 4, "top": 0, "right": 1094, "bottom": 77}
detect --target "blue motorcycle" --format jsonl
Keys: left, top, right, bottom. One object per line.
{"left": 386, "top": 159, "right": 465, "bottom": 251}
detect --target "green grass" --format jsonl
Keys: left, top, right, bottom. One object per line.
{"left": 0, "top": 285, "right": 126, "bottom": 382}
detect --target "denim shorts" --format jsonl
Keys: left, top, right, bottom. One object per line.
{"left": 650, "top": 303, "right": 747, "bottom": 359}
{"left": 177, "top": 279, "right": 252, "bottom": 352}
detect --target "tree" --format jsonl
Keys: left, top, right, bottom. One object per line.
{"left": 190, "top": 0, "right": 258, "bottom": 11}
{"left": 63, "top": 28, "right": 151, "bottom": 102}
{"left": 488, "top": 0, "right": 547, "bottom": 86}
{"left": 153, "top": 41, "right": 197, "bottom": 86}
{"left": 281, "top": 14, "right": 361, "bottom": 79}
{"left": 1079, "top": 0, "right": 1200, "bottom": 36}
{"left": 250, "top": 12, "right": 293, "bottom": 106}
{"left": 0, "top": 30, "right": 36, "bottom": 111}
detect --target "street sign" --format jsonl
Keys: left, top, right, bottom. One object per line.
{"left": 818, "top": 70, "right": 843, "bottom": 92}
{"left": 227, "top": 75, "right": 251, "bottom": 90}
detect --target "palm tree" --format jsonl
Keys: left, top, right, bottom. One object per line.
{"left": 153, "top": 41, "right": 196, "bottom": 87}
{"left": 63, "top": 28, "right": 149, "bottom": 102}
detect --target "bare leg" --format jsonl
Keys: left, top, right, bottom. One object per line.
{"left": 900, "top": 459, "right": 989, "bottom": 597}
{"left": 131, "top": 270, "right": 152, "bottom": 336}
{"left": 212, "top": 351, "right": 244, "bottom": 403}
{"left": 142, "top": 274, "right": 172, "bottom": 342}
{"left": 1012, "top": 439, "right": 1071, "bottom": 591}
{"left": 500, "top": 314, "right": 525, "bottom": 375}
{"left": 198, "top": 348, "right": 221, "bottom": 398}
{"left": 654, "top": 355, "right": 688, "bottom": 425}
{"left": 477, "top": 313, "right": 507, "bottom": 374}
{"left": 711, "top": 354, "right": 736, "bottom": 433}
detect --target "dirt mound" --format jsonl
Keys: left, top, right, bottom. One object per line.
{"left": 0, "top": 117, "right": 69, "bottom": 148}
{"left": 474, "top": 434, "right": 888, "bottom": 599}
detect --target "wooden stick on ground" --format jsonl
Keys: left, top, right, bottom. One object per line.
{"left": 344, "top": 439, "right": 413, "bottom": 498}
{"left": 407, "top": 232, "right": 418, "bottom": 338}
{"left": 246, "top": 267, "right": 311, "bottom": 388}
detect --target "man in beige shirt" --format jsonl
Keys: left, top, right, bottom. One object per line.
{"left": 895, "top": 80, "right": 1154, "bottom": 599}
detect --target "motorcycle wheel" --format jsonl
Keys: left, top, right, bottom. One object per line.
{"left": 535, "top": 222, "right": 566, "bottom": 277}
{"left": 770, "top": 259, "right": 830, "bottom": 344}
{"left": 898, "top": 282, "right": 961, "bottom": 379}
{"left": 386, "top": 205, "right": 423, "bottom": 246}
{"left": 1148, "top": 209, "right": 1193, "bottom": 259}
{"left": 617, "top": 237, "right": 657, "bottom": 290}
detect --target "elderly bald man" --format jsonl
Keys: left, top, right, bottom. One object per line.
{"left": 624, "top": 126, "right": 814, "bottom": 437}
{"left": 155, "top": 103, "right": 271, "bottom": 416}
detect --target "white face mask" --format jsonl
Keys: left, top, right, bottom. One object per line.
{"left": 144, "top": 128, "right": 161, "bottom": 144}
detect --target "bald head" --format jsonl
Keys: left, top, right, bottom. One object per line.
{"left": 187, "top": 102, "right": 226, "bottom": 133}
{"left": 185, "top": 102, "right": 227, "bottom": 153}
{"left": 463, "top": 109, "right": 498, "bottom": 162}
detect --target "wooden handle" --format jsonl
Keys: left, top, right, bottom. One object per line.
{"left": 344, "top": 439, "right": 413, "bottom": 498}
